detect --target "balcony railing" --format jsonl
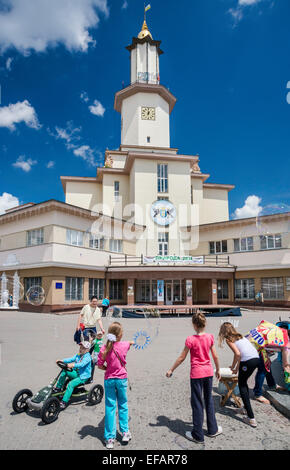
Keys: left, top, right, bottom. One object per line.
{"left": 109, "top": 254, "right": 231, "bottom": 267}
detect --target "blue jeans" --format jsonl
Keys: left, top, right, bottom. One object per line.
{"left": 104, "top": 378, "right": 129, "bottom": 440}
{"left": 190, "top": 376, "right": 218, "bottom": 442}
{"left": 253, "top": 354, "right": 276, "bottom": 397}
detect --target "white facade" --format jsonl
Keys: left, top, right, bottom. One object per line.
{"left": 121, "top": 92, "right": 170, "bottom": 148}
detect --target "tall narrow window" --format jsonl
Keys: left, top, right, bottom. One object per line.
{"left": 89, "top": 279, "right": 105, "bottom": 300}
{"left": 114, "top": 181, "right": 120, "bottom": 202}
{"left": 65, "top": 277, "right": 84, "bottom": 301}
{"left": 235, "top": 279, "right": 255, "bottom": 299}
{"left": 157, "top": 164, "right": 168, "bottom": 193}
{"left": 158, "top": 232, "right": 169, "bottom": 256}
{"left": 109, "top": 239, "right": 122, "bottom": 253}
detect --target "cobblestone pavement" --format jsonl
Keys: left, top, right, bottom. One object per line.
{"left": 0, "top": 309, "right": 289, "bottom": 450}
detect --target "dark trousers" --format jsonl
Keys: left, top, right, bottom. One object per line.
{"left": 190, "top": 376, "right": 218, "bottom": 442}
{"left": 253, "top": 353, "right": 276, "bottom": 397}
{"left": 238, "top": 358, "right": 260, "bottom": 419}
{"left": 102, "top": 305, "right": 109, "bottom": 317}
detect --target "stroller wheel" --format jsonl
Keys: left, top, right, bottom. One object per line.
{"left": 41, "top": 397, "right": 60, "bottom": 424}
{"left": 12, "top": 389, "right": 33, "bottom": 413}
{"left": 87, "top": 384, "right": 104, "bottom": 405}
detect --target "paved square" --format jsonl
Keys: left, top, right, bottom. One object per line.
{"left": 0, "top": 309, "right": 289, "bottom": 450}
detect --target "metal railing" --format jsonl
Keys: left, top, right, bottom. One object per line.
{"left": 109, "top": 254, "right": 231, "bottom": 267}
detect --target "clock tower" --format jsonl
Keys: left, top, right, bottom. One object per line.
{"left": 114, "top": 19, "right": 176, "bottom": 148}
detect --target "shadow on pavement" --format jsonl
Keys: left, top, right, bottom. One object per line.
{"left": 149, "top": 415, "right": 194, "bottom": 439}
{"left": 78, "top": 417, "right": 105, "bottom": 445}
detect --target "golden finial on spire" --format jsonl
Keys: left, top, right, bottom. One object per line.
{"left": 138, "top": 4, "right": 152, "bottom": 40}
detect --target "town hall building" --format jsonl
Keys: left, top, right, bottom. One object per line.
{"left": 0, "top": 19, "right": 289, "bottom": 312}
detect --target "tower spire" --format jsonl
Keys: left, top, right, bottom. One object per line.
{"left": 138, "top": 4, "right": 152, "bottom": 40}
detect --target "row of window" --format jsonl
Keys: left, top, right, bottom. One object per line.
{"left": 24, "top": 277, "right": 124, "bottom": 301}
{"left": 209, "top": 234, "right": 282, "bottom": 254}
{"left": 25, "top": 228, "right": 123, "bottom": 253}
{"left": 218, "top": 277, "right": 285, "bottom": 300}
{"left": 23, "top": 277, "right": 286, "bottom": 302}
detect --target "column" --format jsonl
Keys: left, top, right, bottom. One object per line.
{"left": 13, "top": 272, "right": 20, "bottom": 309}
{"left": 209, "top": 278, "right": 218, "bottom": 305}
{"left": 127, "top": 279, "right": 135, "bottom": 305}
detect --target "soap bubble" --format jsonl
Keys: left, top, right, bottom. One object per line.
{"left": 26, "top": 285, "right": 46, "bottom": 306}
{"left": 105, "top": 306, "right": 122, "bottom": 328}
{"left": 143, "top": 307, "right": 161, "bottom": 343}
{"left": 132, "top": 330, "right": 151, "bottom": 351}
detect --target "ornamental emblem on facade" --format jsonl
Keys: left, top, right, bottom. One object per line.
{"left": 150, "top": 200, "right": 176, "bottom": 226}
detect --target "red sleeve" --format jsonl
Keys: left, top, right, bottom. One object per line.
{"left": 210, "top": 334, "right": 215, "bottom": 347}
{"left": 185, "top": 336, "right": 192, "bottom": 349}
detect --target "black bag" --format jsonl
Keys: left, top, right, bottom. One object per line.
{"left": 74, "top": 329, "right": 82, "bottom": 344}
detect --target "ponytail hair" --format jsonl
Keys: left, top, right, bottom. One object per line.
{"left": 192, "top": 312, "right": 206, "bottom": 330}
{"left": 102, "top": 322, "right": 123, "bottom": 360}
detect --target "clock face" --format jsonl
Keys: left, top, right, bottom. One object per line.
{"left": 141, "top": 107, "right": 156, "bottom": 120}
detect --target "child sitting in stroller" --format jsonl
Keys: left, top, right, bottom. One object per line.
{"left": 88, "top": 330, "right": 104, "bottom": 364}
{"left": 54, "top": 341, "right": 92, "bottom": 409}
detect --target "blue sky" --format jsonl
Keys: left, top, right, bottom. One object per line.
{"left": 0, "top": 0, "right": 290, "bottom": 219}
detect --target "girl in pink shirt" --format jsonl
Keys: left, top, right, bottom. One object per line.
{"left": 166, "top": 313, "right": 222, "bottom": 444}
{"left": 97, "top": 322, "right": 134, "bottom": 450}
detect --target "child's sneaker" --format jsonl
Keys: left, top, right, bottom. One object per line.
{"left": 122, "top": 431, "right": 132, "bottom": 443}
{"left": 59, "top": 401, "right": 68, "bottom": 410}
{"left": 105, "top": 439, "right": 115, "bottom": 450}
{"left": 243, "top": 417, "right": 257, "bottom": 428}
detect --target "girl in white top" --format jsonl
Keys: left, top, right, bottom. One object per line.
{"left": 218, "top": 322, "right": 259, "bottom": 428}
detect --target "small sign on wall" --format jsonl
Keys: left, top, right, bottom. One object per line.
{"left": 56, "top": 283, "right": 63, "bottom": 289}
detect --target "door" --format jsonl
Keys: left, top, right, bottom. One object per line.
{"left": 165, "top": 281, "right": 173, "bottom": 305}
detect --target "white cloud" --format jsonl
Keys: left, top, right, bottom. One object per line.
{"left": 0, "top": 0, "right": 109, "bottom": 55}
{"left": 80, "top": 91, "right": 89, "bottom": 103}
{"left": 46, "top": 160, "right": 55, "bottom": 169}
{"left": 48, "top": 121, "right": 82, "bottom": 148}
{"left": 0, "top": 192, "right": 19, "bottom": 215}
{"left": 73, "top": 145, "right": 97, "bottom": 166}
{"left": 239, "top": 0, "right": 261, "bottom": 5}
{"left": 12, "top": 155, "right": 37, "bottom": 172}
{"left": 229, "top": 0, "right": 268, "bottom": 25}
{"left": 89, "top": 99, "right": 105, "bottom": 117}
{"left": 0, "top": 100, "right": 41, "bottom": 131}
{"left": 6, "top": 57, "right": 13, "bottom": 71}
{"left": 233, "top": 195, "right": 263, "bottom": 219}
{"left": 122, "top": 1, "right": 128, "bottom": 10}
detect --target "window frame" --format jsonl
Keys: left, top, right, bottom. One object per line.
{"left": 157, "top": 163, "right": 168, "bottom": 194}
{"left": 65, "top": 277, "right": 84, "bottom": 301}
{"left": 233, "top": 237, "right": 254, "bottom": 252}
{"left": 66, "top": 229, "right": 84, "bottom": 247}
{"left": 27, "top": 228, "right": 44, "bottom": 247}
{"left": 260, "top": 234, "right": 282, "bottom": 250}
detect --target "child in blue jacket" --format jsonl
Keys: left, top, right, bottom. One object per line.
{"left": 54, "top": 341, "right": 92, "bottom": 409}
